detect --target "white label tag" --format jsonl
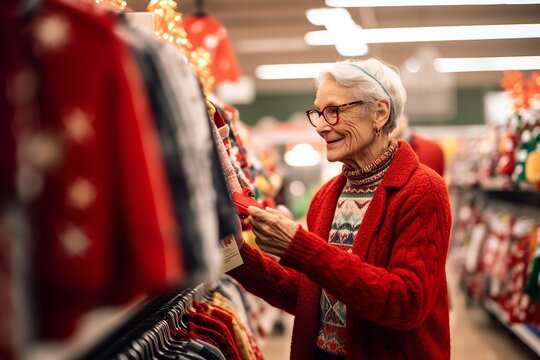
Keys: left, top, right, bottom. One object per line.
{"left": 221, "top": 234, "right": 243, "bottom": 273}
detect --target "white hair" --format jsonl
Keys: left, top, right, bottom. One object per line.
{"left": 316, "top": 58, "right": 407, "bottom": 134}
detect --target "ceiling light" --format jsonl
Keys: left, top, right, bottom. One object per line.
{"left": 335, "top": 40, "right": 369, "bottom": 56}
{"left": 255, "top": 63, "right": 334, "bottom": 80}
{"left": 305, "top": 23, "right": 540, "bottom": 45}
{"left": 434, "top": 55, "right": 540, "bottom": 72}
{"left": 236, "top": 38, "right": 309, "bottom": 53}
{"left": 305, "top": 7, "right": 354, "bottom": 27}
{"left": 255, "top": 57, "right": 540, "bottom": 80}
{"left": 326, "top": 0, "right": 540, "bottom": 7}
{"left": 405, "top": 58, "right": 421, "bottom": 73}
{"left": 305, "top": 7, "right": 368, "bottom": 56}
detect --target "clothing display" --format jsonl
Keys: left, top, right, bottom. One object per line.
{"left": 0, "top": 1, "right": 289, "bottom": 358}
{"left": 1, "top": 0, "right": 190, "bottom": 340}
{"left": 78, "top": 276, "right": 265, "bottom": 360}
{"left": 0, "top": 0, "right": 284, "bottom": 358}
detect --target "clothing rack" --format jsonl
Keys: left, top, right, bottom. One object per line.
{"left": 75, "top": 283, "right": 213, "bottom": 360}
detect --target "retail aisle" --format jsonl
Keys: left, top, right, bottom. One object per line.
{"left": 259, "top": 263, "right": 537, "bottom": 359}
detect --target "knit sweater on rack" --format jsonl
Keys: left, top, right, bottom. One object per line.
{"left": 229, "top": 140, "right": 452, "bottom": 360}
{"left": 317, "top": 141, "right": 398, "bottom": 356}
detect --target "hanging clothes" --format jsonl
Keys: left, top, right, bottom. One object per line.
{"left": 1, "top": 0, "right": 187, "bottom": 340}
{"left": 116, "top": 15, "right": 236, "bottom": 284}
{"left": 2, "top": 1, "right": 268, "bottom": 357}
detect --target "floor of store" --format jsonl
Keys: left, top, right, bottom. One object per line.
{"left": 259, "top": 262, "right": 538, "bottom": 360}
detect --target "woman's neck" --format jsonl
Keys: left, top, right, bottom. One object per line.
{"left": 343, "top": 135, "right": 391, "bottom": 171}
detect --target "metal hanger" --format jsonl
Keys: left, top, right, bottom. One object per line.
{"left": 134, "top": 336, "right": 154, "bottom": 360}
{"left": 194, "top": 0, "right": 206, "bottom": 17}
{"left": 157, "top": 319, "right": 187, "bottom": 350}
{"left": 142, "top": 329, "right": 175, "bottom": 360}
{"left": 148, "top": 326, "right": 176, "bottom": 359}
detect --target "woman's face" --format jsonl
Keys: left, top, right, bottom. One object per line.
{"left": 313, "top": 77, "right": 378, "bottom": 168}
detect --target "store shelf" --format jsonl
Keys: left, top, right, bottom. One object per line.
{"left": 451, "top": 185, "right": 540, "bottom": 207}
{"left": 483, "top": 298, "right": 540, "bottom": 357}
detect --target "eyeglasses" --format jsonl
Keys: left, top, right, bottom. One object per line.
{"left": 305, "top": 100, "right": 367, "bottom": 127}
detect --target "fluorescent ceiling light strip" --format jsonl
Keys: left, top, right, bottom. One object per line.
{"left": 255, "top": 57, "right": 540, "bottom": 80}
{"left": 236, "top": 38, "right": 309, "bottom": 53}
{"left": 305, "top": 23, "right": 540, "bottom": 45}
{"left": 326, "top": 0, "right": 540, "bottom": 7}
{"left": 434, "top": 55, "right": 540, "bottom": 72}
{"left": 255, "top": 63, "right": 334, "bottom": 79}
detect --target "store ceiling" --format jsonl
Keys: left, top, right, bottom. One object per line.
{"left": 127, "top": 0, "right": 540, "bottom": 93}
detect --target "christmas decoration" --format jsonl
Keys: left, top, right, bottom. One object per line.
{"left": 147, "top": 0, "right": 215, "bottom": 94}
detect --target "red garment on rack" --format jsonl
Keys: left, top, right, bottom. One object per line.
{"left": 2, "top": 0, "right": 184, "bottom": 339}
{"left": 183, "top": 15, "right": 241, "bottom": 90}
{"left": 186, "top": 309, "right": 242, "bottom": 360}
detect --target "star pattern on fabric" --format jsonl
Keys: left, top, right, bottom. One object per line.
{"left": 59, "top": 224, "right": 91, "bottom": 257}
{"left": 25, "top": 132, "right": 63, "bottom": 171}
{"left": 34, "top": 14, "right": 71, "bottom": 53}
{"left": 64, "top": 108, "right": 94, "bottom": 144}
{"left": 67, "top": 178, "right": 96, "bottom": 210}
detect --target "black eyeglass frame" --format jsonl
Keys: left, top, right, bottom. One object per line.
{"left": 305, "top": 100, "right": 368, "bottom": 127}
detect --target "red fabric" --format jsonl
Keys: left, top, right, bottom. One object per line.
{"left": 229, "top": 141, "right": 451, "bottom": 360}
{"left": 186, "top": 309, "right": 242, "bottom": 360}
{"left": 183, "top": 15, "right": 241, "bottom": 89}
{"left": 0, "top": 8, "right": 30, "bottom": 358}
{"left": 0, "top": 229, "right": 15, "bottom": 360}
{"left": 409, "top": 132, "right": 446, "bottom": 177}
{"left": 210, "top": 303, "right": 261, "bottom": 360}
{"left": 17, "top": 0, "right": 184, "bottom": 339}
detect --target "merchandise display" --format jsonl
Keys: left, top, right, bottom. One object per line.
{"left": 0, "top": 0, "right": 281, "bottom": 359}
{"left": 449, "top": 70, "right": 540, "bottom": 356}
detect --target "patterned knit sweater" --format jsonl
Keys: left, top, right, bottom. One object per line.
{"left": 317, "top": 140, "right": 398, "bottom": 356}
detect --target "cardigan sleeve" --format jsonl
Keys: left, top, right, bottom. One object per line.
{"left": 280, "top": 174, "right": 451, "bottom": 331}
{"left": 227, "top": 242, "right": 301, "bottom": 314}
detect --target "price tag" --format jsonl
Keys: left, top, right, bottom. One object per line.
{"left": 221, "top": 234, "right": 243, "bottom": 273}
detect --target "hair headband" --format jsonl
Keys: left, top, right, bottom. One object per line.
{"left": 346, "top": 63, "right": 396, "bottom": 121}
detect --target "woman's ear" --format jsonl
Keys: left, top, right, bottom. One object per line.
{"left": 374, "top": 99, "right": 391, "bottom": 130}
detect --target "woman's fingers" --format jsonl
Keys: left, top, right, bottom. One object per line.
{"left": 247, "top": 206, "right": 267, "bottom": 219}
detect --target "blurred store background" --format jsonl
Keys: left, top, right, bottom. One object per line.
{"left": 3, "top": 0, "right": 540, "bottom": 359}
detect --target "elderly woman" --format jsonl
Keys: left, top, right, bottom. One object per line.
{"left": 229, "top": 57, "right": 451, "bottom": 360}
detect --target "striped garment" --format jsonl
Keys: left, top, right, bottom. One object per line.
{"left": 317, "top": 140, "right": 398, "bottom": 356}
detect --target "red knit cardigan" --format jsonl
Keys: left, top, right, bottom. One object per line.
{"left": 229, "top": 141, "right": 451, "bottom": 360}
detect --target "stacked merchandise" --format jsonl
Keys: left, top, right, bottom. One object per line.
{"left": 449, "top": 70, "right": 540, "bottom": 354}
{"left": 0, "top": 0, "right": 280, "bottom": 359}
{"left": 451, "top": 195, "right": 540, "bottom": 324}
{"left": 449, "top": 71, "right": 540, "bottom": 190}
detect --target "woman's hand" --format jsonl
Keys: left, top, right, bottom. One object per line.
{"left": 248, "top": 206, "right": 299, "bottom": 257}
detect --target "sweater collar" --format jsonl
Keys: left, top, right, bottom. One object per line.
{"left": 336, "top": 140, "right": 419, "bottom": 191}
{"left": 379, "top": 140, "right": 419, "bottom": 189}
{"left": 342, "top": 140, "right": 398, "bottom": 186}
